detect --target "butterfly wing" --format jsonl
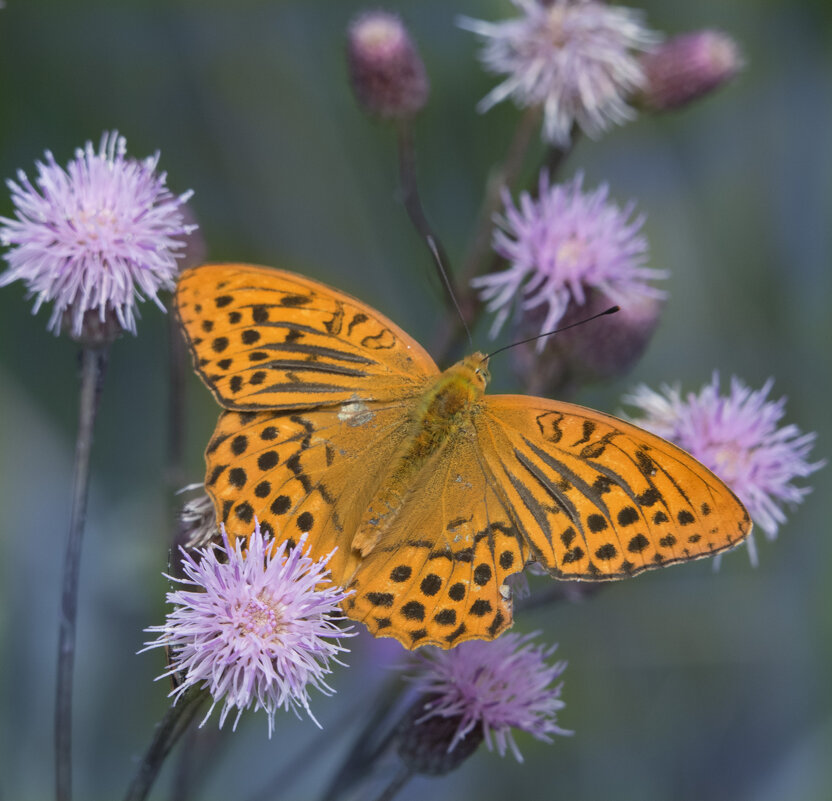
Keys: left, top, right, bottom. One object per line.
{"left": 476, "top": 395, "right": 751, "bottom": 579}
{"left": 175, "top": 263, "right": 439, "bottom": 410}
{"left": 204, "top": 401, "right": 417, "bottom": 585}
{"left": 344, "top": 432, "right": 528, "bottom": 649}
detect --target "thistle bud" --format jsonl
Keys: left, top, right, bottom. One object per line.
{"left": 640, "top": 31, "right": 743, "bottom": 111}
{"left": 397, "top": 697, "right": 484, "bottom": 775}
{"left": 511, "top": 290, "right": 664, "bottom": 396}
{"left": 346, "top": 11, "right": 429, "bottom": 119}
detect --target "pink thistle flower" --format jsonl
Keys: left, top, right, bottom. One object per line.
{"left": 347, "top": 10, "right": 429, "bottom": 119}
{"left": 0, "top": 131, "right": 195, "bottom": 339}
{"left": 474, "top": 172, "right": 665, "bottom": 345}
{"left": 409, "top": 632, "right": 570, "bottom": 763}
{"left": 624, "top": 376, "right": 825, "bottom": 565}
{"left": 144, "top": 522, "right": 353, "bottom": 735}
{"left": 640, "top": 30, "right": 744, "bottom": 111}
{"left": 459, "top": 0, "right": 659, "bottom": 146}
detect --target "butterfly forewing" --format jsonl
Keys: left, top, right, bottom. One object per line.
{"left": 176, "top": 264, "right": 438, "bottom": 410}
{"left": 478, "top": 396, "right": 751, "bottom": 579}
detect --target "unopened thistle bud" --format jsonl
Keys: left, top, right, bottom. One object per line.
{"left": 397, "top": 698, "right": 484, "bottom": 775}
{"left": 640, "top": 30, "right": 743, "bottom": 111}
{"left": 346, "top": 11, "right": 429, "bottom": 120}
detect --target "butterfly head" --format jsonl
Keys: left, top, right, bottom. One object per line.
{"left": 455, "top": 352, "right": 491, "bottom": 392}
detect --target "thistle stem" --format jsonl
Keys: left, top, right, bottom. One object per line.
{"left": 395, "top": 119, "right": 457, "bottom": 316}
{"left": 123, "top": 686, "right": 210, "bottom": 801}
{"left": 430, "top": 105, "right": 541, "bottom": 364}
{"left": 167, "top": 307, "right": 186, "bottom": 501}
{"left": 55, "top": 345, "right": 109, "bottom": 801}
{"left": 371, "top": 765, "right": 414, "bottom": 801}
{"left": 167, "top": 308, "right": 192, "bottom": 580}
{"left": 318, "top": 676, "right": 404, "bottom": 801}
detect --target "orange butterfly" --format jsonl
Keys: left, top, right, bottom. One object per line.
{"left": 175, "top": 263, "right": 751, "bottom": 649}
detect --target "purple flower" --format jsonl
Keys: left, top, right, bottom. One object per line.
{"left": 473, "top": 172, "right": 665, "bottom": 344}
{"left": 625, "top": 376, "right": 825, "bottom": 565}
{"left": 410, "top": 632, "right": 570, "bottom": 762}
{"left": 0, "top": 131, "right": 195, "bottom": 338}
{"left": 144, "top": 522, "right": 353, "bottom": 735}
{"left": 640, "top": 30, "right": 744, "bottom": 111}
{"left": 459, "top": 0, "right": 659, "bottom": 146}
{"left": 347, "top": 10, "right": 429, "bottom": 119}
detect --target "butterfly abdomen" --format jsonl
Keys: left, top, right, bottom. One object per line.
{"left": 350, "top": 355, "right": 489, "bottom": 557}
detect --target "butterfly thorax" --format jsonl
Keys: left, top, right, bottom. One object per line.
{"left": 349, "top": 353, "right": 490, "bottom": 558}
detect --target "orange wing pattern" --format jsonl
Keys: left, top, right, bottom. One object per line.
{"left": 175, "top": 263, "right": 438, "bottom": 411}
{"left": 203, "top": 404, "right": 527, "bottom": 649}
{"left": 203, "top": 401, "right": 414, "bottom": 587}
{"left": 345, "top": 433, "right": 528, "bottom": 648}
{"left": 477, "top": 396, "right": 751, "bottom": 579}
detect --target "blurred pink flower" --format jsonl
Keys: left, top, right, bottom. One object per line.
{"left": 474, "top": 172, "right": 664, "bottom": 345}
{"left": 625, "top": 375, "right": 825, "bottom": 564}
{"left": 410, "top": 632, "right": 570, "bottom": 762}
{"left": 460, "top": 0, "right": 658, "bottom": 145}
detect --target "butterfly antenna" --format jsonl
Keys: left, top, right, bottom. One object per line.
{"left": 485, "top": 305, "right": 620, "bottom": 361}
{"left": 426, "top": 235, "right": 473, "bottom": 348}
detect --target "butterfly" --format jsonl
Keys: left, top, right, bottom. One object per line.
{"left": 175, "top": 263, "right": 751, "bottom": 649}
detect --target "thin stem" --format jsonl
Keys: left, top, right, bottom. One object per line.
{"left": 167, "top": 309, "right": 191, "bottom": 581}
{"left": 431, "top": 106, "right": 541, "bottom": 364}
{"left": 371, "top": 765, "right": 414, "bottom": 801}
{"left": 55, "top": 345, "right": 109, "bottom": 801}
{"left": 123, "top": 686, "right": 210, "bottom": 801}
{"left": 318, "top": 675, "right": 404, "bottom": 801}
{"left": 167, "top": 308, "right": 186, "bottom": 500}
{"left": 243, "top": 696, "right": 366, "bottom": 801}
{"left": 462, "top": 105, "right": 542, "bottom": 289}
{"left": 395, "top": 120, "right": 459, "bottom": 318}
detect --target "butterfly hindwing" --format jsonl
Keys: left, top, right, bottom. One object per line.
{"left": 205, "top": 400, "right": 425, "bottom": 587}
{"left": 176, "top": 263, "right": 438, "bottom": 411}
{"left": 346, "top": 433, "right": 528, "bottom": 648}
{"left": 477, "top": 396, "right": 751, "bottom": 579}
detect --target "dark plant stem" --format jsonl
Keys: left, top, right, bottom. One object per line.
{"left": 167, "top": 309, "right": 191, "bottom": 580}
{"left": 430, "top": 106, "right": 541, "bottom": 364}
{"left": 395, "top": 119, "right": 459, "bottom": 317}
{"left": 318, "top": 676, "right": 405, "bottom": 801}
{"left": 167, "top": 309, "right": 186, "bottom": 501}
{"left": 55, "top": 345, "right": 109, "bottom": 801}
{"left": 243, "top": 696, "right": 367, "bottom": 801}
{"left": 123, "top": 686, "right": 210, "bottom": 801}
{"left": 371, "top": 765, "right": 414, "bottom": 801}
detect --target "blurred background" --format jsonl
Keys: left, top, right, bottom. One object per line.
{"left": 0, "top": 1, "right": 830, "bottom": 800}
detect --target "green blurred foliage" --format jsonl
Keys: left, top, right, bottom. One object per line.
{"left": 0, "top": 2, "right": 830, "bottom": 800}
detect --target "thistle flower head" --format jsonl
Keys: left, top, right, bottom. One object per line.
{"left": 347, "top": 10, "right": 429, "bottom": 119}
{"left": 459, "top": 0, "right": 659, "bottom": 146}
{"left": 473, "top": 172, "right": 665, "bottom": 345}
{"left": 0, "top": 131, "right": 195, "bottom": 340}
{"left": 144, "top": 522, "right": 353, "bottom": 735}
{"left": 640, "top": 30, "right": 744, "bottom": 111}
{"left": 406, "top": 632, "right": 570, "bottom": 764}
{"left": 625, "top": 375, "right": 825, "bottom": 564}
